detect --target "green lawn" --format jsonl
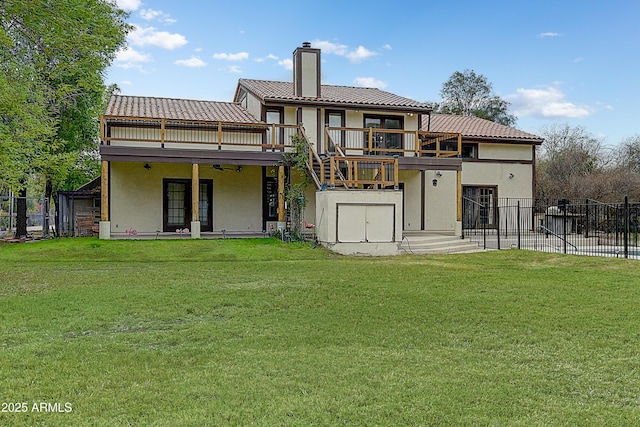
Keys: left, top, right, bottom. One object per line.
{"left": 1, "top": 238, "right": 639, "bottom": 426}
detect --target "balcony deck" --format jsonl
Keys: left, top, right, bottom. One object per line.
{"left": 100, "top": 116, "right": 463, "bottom": 189}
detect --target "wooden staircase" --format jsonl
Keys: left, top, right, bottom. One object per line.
{"left": 400, "top": 231, "right": 486, "bottom": 255}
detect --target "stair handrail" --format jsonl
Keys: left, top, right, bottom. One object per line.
{"left": 297, "top": 127, "right": 323, "bottom": 189}
{"left": 536, "top": 225, "right": 578, "bottom": 252}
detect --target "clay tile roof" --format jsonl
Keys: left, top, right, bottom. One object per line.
{"left": 238, "top": 79, "right": 431, "bottom": 112}
{"left": 104, "top": 95, "right": 262, "bottom": 123}
{"left": 423, "top": 114, "right": 542, "bottom": 143}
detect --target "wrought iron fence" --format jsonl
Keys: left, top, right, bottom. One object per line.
{"left": 463, "top": 197, "right": 640, "bottom": 259}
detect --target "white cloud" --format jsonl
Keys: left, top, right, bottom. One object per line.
{"left": 538, "top": 32, "right": 562, "bottom": 38}
{"left": 227, "top": 65, "right": 242, "bottom": 74}
{"left": 311, "top": 40, "right": 379, "bottom": 63}
{"left": 255, "top": 54, "right": 278, "bottom": 63}
{"left": 114, "top": 0, "right": 141, "bottom": 11}
{"left": 140, "top": 9, "right": 176, "bottom": 24}
{"left": 129, "top": 25, "right": 187, "bottom": 50}
{"left": 595, "top": 101, "right": 614, "bottom": 111}
{"left": 213, "top": 52, "right": 249, "bottom": 61}
{"left": 346, "top": 46, "right": 378, "bottom": 63}
{"left": 114, "top": 47, "right": 151, "bottom": 69}
{"left": 353, "top": 77, "right": 387, "bottom": 89}
{"left": 174, "top": 56, "right": 207, "bottom": 67}
{"left": 506, "top": 86, "right": 592, "bottom": 119}
{"left": 278, "top": 59, "right": 293, "bottom": 70}
{"left": 382, "top": 44, "right": 392, "bottom": 50}
{"left": 312, "top": 40, "right": 348, "bottom": 56}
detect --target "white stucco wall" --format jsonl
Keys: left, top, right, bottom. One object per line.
{"left": 300, "top": 108, "right": 319, "bottom": 151}
{"left": 478, "top": 143, "right": 532, "bottom": 161}
{"left": 315, "top": 189, "right": 403, "bottom": 256}
{"left": 424, "top": 170, "right": 458, "bottom": 232}
{"left": 245, "top": 92, "right": 263, "bottom": 121}
{"left": 462, "top": 162, "right": 533, "bottom": 199}
{"left": 300, "top": 52, "right": 319, "bottom": 97}
{"left": 398, "top": 170, "right": 423, "bottom": 231}
{"left": 109, "top": 162, "right": 264, "bottom": 235}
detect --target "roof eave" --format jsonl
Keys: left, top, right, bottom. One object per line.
{"left": 262, "top": 97, "right": 432, "bottom": 113}
{"left": 465, "top": 136, "right": 544, "bottom": 145}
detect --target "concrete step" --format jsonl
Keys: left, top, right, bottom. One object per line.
{"left": 400, "top": 232, "right": 486, "bottom": 255}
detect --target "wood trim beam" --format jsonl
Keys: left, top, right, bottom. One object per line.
{"left": 101, "top": 160, "right": 109, "bottom": 221}
{"left": 456, "top": 169, "right": 462, "bottom": 222}
{"left": 192, "top": 163, "right": 199, "bottom": 222}
{"left": 278, "top": 165, "right": 285, "bottom": 222}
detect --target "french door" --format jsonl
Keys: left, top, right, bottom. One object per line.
{"left": 163, "top": 179, "right": 212, "bottom": 232}
{"left": 364, "top": 115, "right": 403, "bottom": 154}
{"left": 463, "top": 186, "right": 497, "bottom": 229}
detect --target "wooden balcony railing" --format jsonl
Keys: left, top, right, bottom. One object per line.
{"left": 100, "top": 117, "right": 403, "bottom": 190}
{"left": 308, "top": 154, "right": 399, "bottom": 190}
{"left": 325, "top": 127, "right": 462, "bottom": 158}
{"left": 100, "top": 116, "right": 303, "bottom": 151}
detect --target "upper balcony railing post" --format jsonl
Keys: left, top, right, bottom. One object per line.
{"left": 323, "top": 126, "right": 328, "bottom": 154}
{"left": 349, "top": 160, "right": 355, "bottom": 188}
{"left": 160, "top": 118, "right": 165, "bottom": 148}
{"left": 217, "top": 122, "right": 222, "bottom": 150}
{"left": 368, "top": 128, "right": 373, "bottom": 154}
{"left": 414, "top": 131, "right": 420, "bottom": 157}
{"left": 330, "top": 156, "right": 336, "bottom": 189}
{"left": 271, "top": 123, "right": 276, "bottom": 152}
{"left": 394, "top": 156, "right": 399, "bottom": 189}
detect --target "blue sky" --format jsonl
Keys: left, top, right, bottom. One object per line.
{"left": 108, "top": 0, "right": 640, "bottom": 145}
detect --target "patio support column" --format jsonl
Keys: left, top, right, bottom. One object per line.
{"left": 455, "top": 169, "right": 463, "bottom": 237}
{"left": 191, "top": 163, "right": 201, "bottom": 238}
{"left": 99, "top": 160, "right": 111, "bottom": 239}
{"left": 278, "top": 165, "right": 285, "bottom": 223}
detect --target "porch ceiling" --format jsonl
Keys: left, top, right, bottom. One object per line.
{"left": 99, "top": 146, "right": 284, "bottom": 166}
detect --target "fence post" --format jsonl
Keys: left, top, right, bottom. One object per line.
{"left": 504, "top": 199, "right": 509, "bottom": 238}
{"left": 584, "top": 199, "right": 589, "bottom": 238}
{"left": 496, "top": 207, "right": 501, "bottom": 250}
{"left": 563, "top": 206, "right": 568, "bottom": 254}
{"left": 483, "top": 202, "right": 487, "bottom": 250}
{"left": 461, "top": 197, "right": 465, "bottom": 240}
{"left": 624, "top": 196, "right": 629, "bottom": 259}
{"left": 517, "top": 201, "right": 521, "bottom": 249}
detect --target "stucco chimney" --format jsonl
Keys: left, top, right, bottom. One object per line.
{"left": 293, "top": 42, "right": 321, "bottom": 98}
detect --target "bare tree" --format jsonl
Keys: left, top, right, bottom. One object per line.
{"left": 536, "top": 124, "right": 606, "bottom": 201}
{"left": 615, "top": 134, "right": 640, "bottom": 174}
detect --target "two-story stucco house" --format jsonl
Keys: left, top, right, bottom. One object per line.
{"left": 98, "top": 42, "right": 542, "bottom": 255}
